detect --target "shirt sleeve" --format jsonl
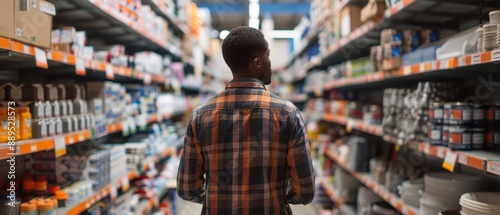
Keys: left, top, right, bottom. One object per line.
{"left": 286, "top": 107, "right": 315, "bottom": 205}
{"left": 177, "top": 112, "right": 206, "bottom": 204}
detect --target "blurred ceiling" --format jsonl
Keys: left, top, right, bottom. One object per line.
{"left": 194, "top": 0, "right": 311, "bottom": 32}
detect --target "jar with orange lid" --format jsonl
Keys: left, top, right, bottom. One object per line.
{"left": 46, "top": 197, "right": 58, "bottom": 214}
{"left": 37, "top": 201, "right": 55, "bottom": 215}
{"left": 17, "top": 107, "right": 32, "bottom": 140}
{"left": 20, "top": 202, "right": 37, "bottom": 215}
{"left": 55, "top": 190, "right": 67, "bottom": 208}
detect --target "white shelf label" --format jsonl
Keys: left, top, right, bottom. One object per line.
{"left": 443, "top": 151, "right": 458, "bottom": 172}
{"left": 441, "top": 60, "right": 449, "bottom": 69}
{"left": 76, "top": 59, "right": 86, "bottom": 76}
{"left": 35, "top": 47, "right": 48, "bottom": 69}
{"left": 23, "top": 45, "right": 30, "bottom": 54}
{"left": 144, "top": 73, "right": 152, "bottom": 85}
{"left": 54, "top": 135, "right": 67, "bottom": 158}
{"left": 121, "top": 176, "right": 130, "bottom": 192}
{"left": 403, "top": 66, "right": 411, "bottom": 75}
{"left": 487, "top": 161, "right": 500, "bottom": 175}
{"left": 458, "top": 57, "right": 466, "bottom": 67}
{"left": 492, "top": 50, "right": 500, "bottom": 62}
{"left": 431, "top": 61, "right": 437, "bottom": 70}
{"left": 437, "top": 148, "right": 445, "bottom": 158}
{"left": 458, "top": 154, "right": 468, "bottom": 165}
{"left": 419, "top": 63, "right": 425, "bottom": 72}
{"left": 110, "top": 185, "right": 117, "bottom": 200}
{"left": 62, "top": 54, "right": 68, "bottom": 63}
{"left": 106, "top": 64, "right": 114, "bottom": 79}
{"left": 471, "top": 54, "right": 481, "bottom": 65}
{"left": 424, "top": 144, "right": 430, "bottom": 154}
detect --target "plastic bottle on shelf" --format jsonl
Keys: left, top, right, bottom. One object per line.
{"left": 55, "top": 191, "right": 67, "bottom": 208}
{"left": 18, "top": 107, "right": 32, "bottom": 140}
{"left": 20, "top": 202, "right": 37, "bottom": 215}
{"left": 22, "top": 179, "right": 35, "bottom": 202}
{"left": 0, "top": 108, "right": 9, "bottom": 142}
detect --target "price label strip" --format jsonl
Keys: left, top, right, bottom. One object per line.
{"left": 487, "top": 161, "right": 500, "bottom": 176}
{"left": 75, "top": 59, "right": 86, "bottom": 76}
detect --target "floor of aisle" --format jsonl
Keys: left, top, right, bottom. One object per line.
{"left": 176, "top": 198, "right": 321, "bottom": 215}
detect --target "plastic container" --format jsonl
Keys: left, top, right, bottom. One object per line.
{"left": 443, "top": 103, "right": 451, "bottom": 124}
{"left": 449, "top": 102, "right": 472, "bottom": 125}
{"left": 55, "top": 190, "right": 67, "bottom": 208}
{"left": 486, "top": 103, "right": 500, "bottom": 125}
{"left": 472, "top": 104, "right": 486, "bottom": 126}
{"left": 428, "top": 123, "right": 443, "bottom": 145}
{"left": 471, "top": 128, "right": 485, "bottom": 150}
{"left": 18, "top": 107, "right": 32, "bottom": 140}
{"left": 46, "top": 197, "right": 58, "bottom": 214}
{"left": 20, "top": 203, "right": 37, "bottom": 215}
{"left": 449, "top": 126, "right": 472, "bottom": 150}
{"left": 429, "top": 102, "right": 444, "bottom": 124}
{"left": 486, "top": 128, "right": 500, "bottom": 150}
{"left": 442, "top": 125, "right": 450, "bottom": 145}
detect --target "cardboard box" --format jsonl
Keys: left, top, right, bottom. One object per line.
{"left": 383, "top": 57, "right": 402, "bottom": 71}
{"left": 0, "top": 0, "right": 55, "bottom": 48}
{"left": 361, "top": 0, "right": 387, "bottom": 23}
{"left": 340, "top": 6, "right": 362, "bottom": 38}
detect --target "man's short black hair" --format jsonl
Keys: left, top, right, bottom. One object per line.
{"left": 222, "top": 26, "right": 267, "bottom": 71}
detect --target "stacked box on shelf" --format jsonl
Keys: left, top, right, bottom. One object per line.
{"left": 0, "top": 0, "right": 55, "bottom": 48}
{"left": 87, "top": 82, "right": 127, "bottom": 126}
{"left": 108, "top": 146, "right": 127, "bottom": 183}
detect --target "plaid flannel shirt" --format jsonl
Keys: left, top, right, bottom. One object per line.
{"left": 177, "top": 78, "right": 315, "bottom": 215}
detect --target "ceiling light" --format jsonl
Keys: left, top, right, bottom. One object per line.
{"left": 249, "top": 3, "right": 259, "bottom": 18}
{"left": 219, "top": 30, "right": 230, "bottom": 40}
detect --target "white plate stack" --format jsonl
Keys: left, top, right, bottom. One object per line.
{"left": 483, "top": 24, "right": 497, "bottom": 51}
{"left": 398, "top": 179, "right": 423, "bottom": 208}
{"left": 420, "top": 172, "right": 483, "bottom": 215}
{"left": 490, "top": 10, "right": 500, "bottom": 50}
{"left": 358, "top": 187, "right": 383, "bottom": 215}
{"left": 477, "top": 28, "right": 484, "bottom": 52}
{"left": 460, "top": 192, "right": 500, "bottom": 215}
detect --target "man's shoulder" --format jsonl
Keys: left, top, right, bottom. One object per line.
{"left": 267, "top": 92, "right": 299, "bottom": 113}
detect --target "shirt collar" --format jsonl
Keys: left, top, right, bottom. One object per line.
{"left": 225, "top": 78, "right": 267, "bottom": 90}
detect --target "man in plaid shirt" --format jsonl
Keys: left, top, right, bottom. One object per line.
{"left": 177, "top": 26, "right": 315, "bottom": 215}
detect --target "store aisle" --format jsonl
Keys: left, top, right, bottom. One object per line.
{"left": 176, "top": 198, "right": 320, "bottom": 215}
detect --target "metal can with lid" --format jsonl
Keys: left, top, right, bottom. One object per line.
{"left": 442, "top": 125, "right": 450, "bottom": 145}
{"left": 471, "top": 128, "right": 485, "bottom": 150}
{"left": 486, "top": 128, "right": 500, "bottom": 150}
{"left": 428, "top": 123, "right": 443, "bottom": 145}
{"left": 486, "top": 103, "right": 500, "bottom": 125}
{"left": 472, "top": 104, "right": 486, "bottom": 126}
{"left": 449, "top": 102, "right": 472, "bottom": 125}
{"left": 448, "top": 126, "right": 472, "bottom": 150}
{"left": 443, "top": 103, "right": 451, "bottom": 124}
{"left": 429, "top": 102, "right": 444, "bottom": 124}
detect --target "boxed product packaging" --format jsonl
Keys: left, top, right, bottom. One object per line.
{"left": 361, "top": 0, "right": 387, "bottom": 23}
{"left": 383, "top": 57, "right": 402, "bottom": 71}
{"left": 339, "top": 6, "right": 362, "bottom": 38}
{"left": 380, "top": 29, "right": 403, "bottom": 45}
{"left": 0, "top": 0, "right": 56, "bottom": 48}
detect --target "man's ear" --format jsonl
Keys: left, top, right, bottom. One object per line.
{"left": 253, "top": 57, "right": 261, "bottom": 69}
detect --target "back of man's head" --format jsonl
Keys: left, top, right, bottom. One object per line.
{"left": 221, "top": 26, "right": 267, "bottom": 72}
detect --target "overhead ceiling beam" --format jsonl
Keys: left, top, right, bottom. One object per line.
{"left": 195, "top": 2, "right": 310, "bottom": 15}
